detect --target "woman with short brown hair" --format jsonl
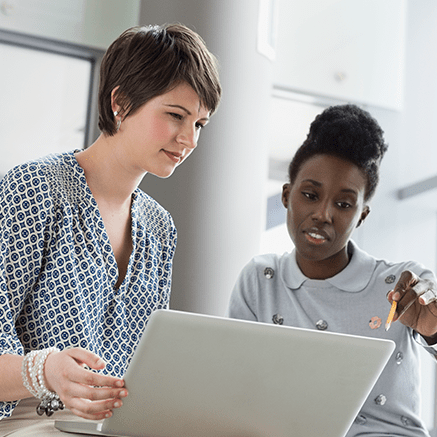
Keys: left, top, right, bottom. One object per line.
{"left": 0, "top": 22, "right": 221, "bottom": 432}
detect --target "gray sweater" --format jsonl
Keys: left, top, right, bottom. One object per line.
{"left": 227, "top": 240, "right": 435, "bottom": 437}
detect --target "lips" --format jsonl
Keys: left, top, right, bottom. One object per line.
{"left": 304, "top": 228, "right": 330, "bottom": 244}
{"left": 163, "top": 150, "right": 183, "bottom": 164}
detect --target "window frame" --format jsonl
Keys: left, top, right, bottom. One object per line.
{"left": 0, "top": 28, "right": 105, "bottom": 148}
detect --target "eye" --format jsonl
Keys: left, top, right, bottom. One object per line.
{"left": 336, "top": 201, "right": 352, "bottom": 209}
{"left": 302, "top": 191, "right": 317, "bottom": 201}
{"left": 195, "top": 122, "right": 205, "bottom": 130}
{"left": 169, "top": 112, "right": 183, "bottom": 120}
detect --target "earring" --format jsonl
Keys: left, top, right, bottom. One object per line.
{"left": 114, "top": 111, "right": 121, "bottom": 132}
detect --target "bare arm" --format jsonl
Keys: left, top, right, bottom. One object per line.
{"left": 0, "top": 354, "right": 32, "bottom": 401}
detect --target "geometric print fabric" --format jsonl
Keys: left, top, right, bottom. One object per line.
{"left": 0, "top": 151, "right": 177, "bottom": 419}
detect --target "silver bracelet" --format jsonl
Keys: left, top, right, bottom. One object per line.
{"left": 21, "top": 348, "right": 65, "bottom": 416}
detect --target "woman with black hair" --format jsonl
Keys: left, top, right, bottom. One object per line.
{"left": 228, "top": 104, "right": 437, "bottom": 437}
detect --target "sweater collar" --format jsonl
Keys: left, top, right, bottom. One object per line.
{"left": 281, "top": 240, "right": 376, "bottom": 293}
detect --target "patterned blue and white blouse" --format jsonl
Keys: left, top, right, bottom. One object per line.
{"left": 0, "top": 151, "right": 177, "bottom": 419}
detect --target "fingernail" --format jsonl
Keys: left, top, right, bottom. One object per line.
{"left": 115, "top": 380, "right": 124, "bottom": 388}
{"left": 105, "top": 413, "right": 111, "bottom": 418}
{"left": 113, "top": 401, "right": 122, "bottom": 408}
{"left": 96, "top": 358, "right": 105, "bottom": 367}
{"left": 120, "top": 390, "right": 128, "bottom": 397}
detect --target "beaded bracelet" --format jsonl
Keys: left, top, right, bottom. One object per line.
{"left": 21, "top": 350, "right": 39, "bottom": 398}
{"left": 21, "top": 347, "right": 65, "bottom": 416}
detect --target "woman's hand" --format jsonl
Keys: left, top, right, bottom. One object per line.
{"left": 43, "top": 347, "right": 128, "bottom": 420}
{"left": 387, "top": 270, "right": 437, "bottom": 343}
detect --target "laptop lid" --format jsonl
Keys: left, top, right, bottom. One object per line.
{"left": 55, "top": 309, "right": 395, "bottom": 437}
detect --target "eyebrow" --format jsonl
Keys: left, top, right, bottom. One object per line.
{"left": 165, "top": 104, "right": 210, "bottom": 122}
{"left": 302, "top": 179, "right": 358, "bottom": 195}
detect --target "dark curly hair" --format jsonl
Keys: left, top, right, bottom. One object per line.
{"left": 288, "top": 104, "right": 388, "bottom": 201}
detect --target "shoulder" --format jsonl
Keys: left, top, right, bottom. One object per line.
{"left": 4, "top": 151, "right": 75, "bottom": 175}
{"left": 243, "top": 252, "right": 282, "bottom": 269}
{"left": 0, "top": 154, "right": 59, "bottom": 213}
{"left": 352, "top": 242, "right": 436, "bottom": 282}
{"left": 0, "top": 152, "right": 85, "bottom": 221}
{"left": 237, "top": 252, "right": 290, "bottom": 281}
{"left": 1, "top": 151, "right": 78, "bottom": 194}
{"left": 375, "top": 257, "right": 436, "bottom": 281}
{"left": 228, "top": 252, "right": 291, "bottom": 320}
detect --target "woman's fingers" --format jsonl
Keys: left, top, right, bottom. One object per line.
{"left": 67, "top": 398, "right": 123, "bottom": 421}
{"left": 396, "top": 287, "right": 418, "bottom": 320}
{"left": 389, "top": 271, "right": 436, "bottom": 320}
{"left": 67, "top": 384, "right": 128, "bottom": 403}
{"left": 44, "top": 347, "right": 128, "bottom": 419}
{"left": 46, "top": 348, "right": 124, "bottom": 391}
{"left": 68, "top": 364, "right": 124, "bottom": 390}
{"left": 62, "top": 347, "right": 106, "bottom": 371}
{"left": 418, "top": 287, "right": 437, "bottom": 305}
{"left": 387, "top": 272, "right": 437, "bottom": 336}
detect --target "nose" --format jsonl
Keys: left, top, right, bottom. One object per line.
{"left": 177, "top": 124, "right": 198, "bottom": 150}
{"left": 312, "top": 201, "right": 333, "bottom": 224}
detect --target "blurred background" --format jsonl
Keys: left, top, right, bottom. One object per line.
{"left": 1, "top": 0, "right": 436, "bottom": 431}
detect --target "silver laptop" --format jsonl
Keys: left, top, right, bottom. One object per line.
{"left": 55, "top": 309, "right": 395, "bottom": 437}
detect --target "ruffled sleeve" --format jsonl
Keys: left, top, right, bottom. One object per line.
{"left": 0, "top": 162, "right": 54, "bottom": 418}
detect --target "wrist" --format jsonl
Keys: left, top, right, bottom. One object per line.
{"left": 21, "top": 347, "right": 64, "bottom": 416}
{"left": 43, "top": 350, "right": 58, "bottom": 393}
{"left": 422, "top": 332, "right": 437, "bottom": 346}
{"left": 413, "top": 330, "right": 437, "bottom": 356}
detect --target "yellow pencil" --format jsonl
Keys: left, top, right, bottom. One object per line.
{"left": 385, "top": 300, "right": 397, "bottom": 331}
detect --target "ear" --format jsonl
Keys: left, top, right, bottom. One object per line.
{"left": 356, "top": 205, "right": 370, "bottom": 228}
{"left": 282, "top": 183, "right": 291, "bottom": 209}
{"left": 111, "top": 86, "right": 121, "bottom": 114}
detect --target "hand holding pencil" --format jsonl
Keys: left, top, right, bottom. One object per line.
{"left": 386, "top": 270, "right": 437, "bottom": 341}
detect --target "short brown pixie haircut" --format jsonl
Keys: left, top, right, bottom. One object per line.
{"left": 98, "top": 23, "right": 222, "bottom": 136}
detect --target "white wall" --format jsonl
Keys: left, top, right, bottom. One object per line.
{"left": 273, "top": 0, "right": 407, "bottom": 111}
{"left": 357, "top": 0, "right": 437, "bottom": 272}
{"left": 0, "top": 0, "right": 140, "bottom": 49}
{"left": 138, "top": 0, "right": 272, "bottom": 316}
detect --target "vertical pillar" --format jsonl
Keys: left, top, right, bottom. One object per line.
{"left": 139, "top": 0, "right": 273, "bottom": 315}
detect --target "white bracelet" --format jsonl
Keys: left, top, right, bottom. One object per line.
{"left": 35, "top": 348, "right": 57, "bottom": 399}
{"left": 21, "top": 347, "right": 65, "bottom": 416}
{"left": 21, "top": 351, "right": 38, "bottom": 398}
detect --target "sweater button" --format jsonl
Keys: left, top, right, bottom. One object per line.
{"left": 264, "top": 267, "right": 274, "bottom": 279}
{"left": 272, "top": 313, "right": 284, "bottom": 325}
{"left": 401, "top": 416, "right": 414, "bottom": 427}
{"left": 385, "top": 274, "right": 396, "bottom": 284}
{"left": 374, "top": 394, "right": 387, "bottom": 406}
{"left": 316, "top": 320, "right": 328, "bottom": 330}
